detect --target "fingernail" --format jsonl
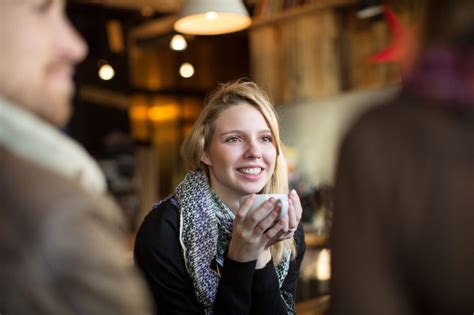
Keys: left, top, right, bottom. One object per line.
{"left": 267, "top": 198, "right": 276, "bottom": 207}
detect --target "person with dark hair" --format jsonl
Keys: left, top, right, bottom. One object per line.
{"left": 331, "top": 0, "right": 474, "bottom": 314}
{"left": 0, "top": 1, "right": 151, "bottom": 314}
{"left": 135, "top": 80, "right": 306, "bottom": 314}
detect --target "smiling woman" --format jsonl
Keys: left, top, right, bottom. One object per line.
{"left": 134, "top": 80, "right": 306, "bottom": 315}
{"left": 200, "top": 103, "right": 277, "bottom": 208}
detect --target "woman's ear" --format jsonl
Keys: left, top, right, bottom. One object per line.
{"left": 201, "top": 151, "right": 212, "bottom": 166}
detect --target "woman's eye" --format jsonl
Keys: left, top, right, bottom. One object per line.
{"left": 225, "top": 136, "right": 241, "bottom": 143}
{"left": 262, "top": 135, "right": 273, "bottom": 142}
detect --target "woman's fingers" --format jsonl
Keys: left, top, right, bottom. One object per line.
{"left": 288, "top": 189, "right": 302, "bottom": 229}
{"left": 244, "top": 198, "right": 277, "bottom": 229}
{"left": 254, "top": 201, "right": 281, "bottom": 235}
{"left": 233, "top": 196, "right": 277, "bottom": 241}
{"left": 229, "top": 198, "right": 281, "bottom": 262}
{"left": 287, "top": 198, "right": 297, "bottom": 231}
{"left": 234, "top": 194, "right": 256, "bottom": 224}
{"left": 263, "top": 218, "right": 285, "bottom": 242}
{"left": 265, "top": 222, "right": 296, "bottom": 247}
{"left": 230, "top": 193, "right": 298, "bottom": 262}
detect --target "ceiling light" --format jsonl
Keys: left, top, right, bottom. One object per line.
{"left": 356, "top": 0, "right": 383, "bottom": 19}
{"left": 170, "top": 34, "right": 188, "bottom": 51}
{"left": 179, "top": 63, "right": 195, "bottom": 78}
{"left": 98, "top": 63, "right": 115, "bottom": 81}
{"left": 174, "top": 0, "right": 251, "bottom": 36}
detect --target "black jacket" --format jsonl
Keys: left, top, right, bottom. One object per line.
{"left": 135, "top": 198, "right": 306, "bottom": 314}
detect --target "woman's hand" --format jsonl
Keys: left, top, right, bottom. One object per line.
{"left": 227, "top": 194, "right": 286, "bottom": 265}
{"left": 266, "top": 189, "right": 303, "bottom": 247}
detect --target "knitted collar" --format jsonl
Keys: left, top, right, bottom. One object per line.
{"left": 174, "top": 170, "right": 291, "bottom": 314}
{"left": 0, "top": 97, "right": 106, "bottom": 195}
{"left": 404, "top": 45, "right": 474, "bottom": 109}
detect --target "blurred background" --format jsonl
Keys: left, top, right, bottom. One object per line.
{"left": 65, "top": 0, "right": 423, "bottom": 313}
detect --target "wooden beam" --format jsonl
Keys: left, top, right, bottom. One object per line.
{"left": 129, "top": 15, "right": 177, "bottom": 41}
{"left": 79, "top": 85, "right": 132, "bottom": 110}
{"left": 251, "top": 0, "right": 357, "bottom": 28}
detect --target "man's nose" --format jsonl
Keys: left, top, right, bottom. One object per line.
{"left": 55, "top": 14, "right": 88, "bottom": 64}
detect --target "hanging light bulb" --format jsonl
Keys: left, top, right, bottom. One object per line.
{"left": 179, "top": 63, "right": 195, "bottom": 78}
{"left": 170, "top": 34, "right": 188, "bottom": 51}
{"left": 98, "top": 62, "right": 115, "bottom": 81}
{"left": 356, "top": 0, "right": 383, "bottom": 19}
{"left": 174, "top": 0, "right": 251, "bottom": 36}
{"left": 206, "top": 11, "right": 218, "bottom": 20}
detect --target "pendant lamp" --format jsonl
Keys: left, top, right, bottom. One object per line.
{"left": 356, "top": 0, "right": 383, "bottom": 19}
{"left": 174, "top": 0, "right": 251, "bottom": 35}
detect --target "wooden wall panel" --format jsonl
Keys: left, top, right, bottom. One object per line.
{"left": 297, "top": 9, "right": 341, "bottom": 99}
{"left": 251, "top": 9, "right": 342, "bottom": 105}
{"left": 249, "top": 25, "right": 280, "bottom": 101}
{"left": 339, "top": 9, "right": 401, "bottom": 90}
{"left": 279, "top": 18, "right": 297, "bottom": 104}
{"left": 250, "top": 4, "right": 405, "bottom": 105}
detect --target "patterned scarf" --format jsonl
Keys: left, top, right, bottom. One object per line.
{"left": 174, "top": 170, "right": 291, "bottom": 314}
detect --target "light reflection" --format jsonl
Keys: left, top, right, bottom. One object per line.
{"left": 316, "top": 249, "right": 331, "bottom": 281}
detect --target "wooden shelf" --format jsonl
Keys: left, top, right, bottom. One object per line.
{"left": 296, "top": 295, "right": 330, "bottom": 315}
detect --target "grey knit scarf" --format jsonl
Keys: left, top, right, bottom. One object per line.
{"left": 175, "top": 170, "right": 292, "bottom": 314}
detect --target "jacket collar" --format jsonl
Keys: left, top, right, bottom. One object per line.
{"left": 0, "top": 96, "right": 106, "bottom": 195}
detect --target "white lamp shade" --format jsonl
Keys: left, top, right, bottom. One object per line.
{"left": 174, "top": 0, "right": 251, "bottom": 35}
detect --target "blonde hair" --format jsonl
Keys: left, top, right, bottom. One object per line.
{"left": 181, "top": 80, "right": 296, "bottom": 264}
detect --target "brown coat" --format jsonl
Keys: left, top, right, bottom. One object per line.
{"left": 331, "top": 94, "right": 474, "bottom": 315}
{"left": 0, "top": 146, "right": 152, "bottom": 314}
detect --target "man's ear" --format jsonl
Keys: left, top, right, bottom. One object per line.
{"left": 201, "top": 151, "right": 212, "bottom": 166}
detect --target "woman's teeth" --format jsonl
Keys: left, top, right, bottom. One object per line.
{"left": 240, "top": 167, "right": 262, "bottom": 175}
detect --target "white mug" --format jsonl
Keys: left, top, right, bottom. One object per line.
{"left": 239, "top": 194, "right": 288, "bottom": 220}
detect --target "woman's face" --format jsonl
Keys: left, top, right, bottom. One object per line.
{"left": 201, "top": 103, "right": 277, "bottom": 203}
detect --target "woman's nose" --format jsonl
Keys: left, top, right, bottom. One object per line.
{"left": 244, "top": 142, "right": 262, "bottom": 159}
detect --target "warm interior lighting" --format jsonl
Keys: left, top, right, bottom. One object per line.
{"left": 98, "top": 63, "right": 115, "bottom": 80}
{"left": 129, "top": 104, "right": 149, "bottom": 121}
{"left": 316, "top": 249, "right": 331, "bottom": 281}
{"left": 129, "top": 103, "right": 150, "bottom": 141}
{"left": 170, "top": 34, "right": 188, "bottom": 51}
{"left": 206, "top": 11, "right": 218, "bottom": 20}
{"left": 106, "top": 20, "right": 124, "bottom": 53}
{"left": 179, "top": 63, "right": 195, "bottom": 78}
{"left": 148, "top": 104, "right": 180, "bottom": 122}
{"left": 174, "top": 0, "right": 251, "bottom": 35}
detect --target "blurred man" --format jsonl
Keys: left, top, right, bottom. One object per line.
{"left": 331, "top": 0, "right": 474, "bottom": 314}
{"left": 0, "top": 1, "right": 151, "bottom": 313}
